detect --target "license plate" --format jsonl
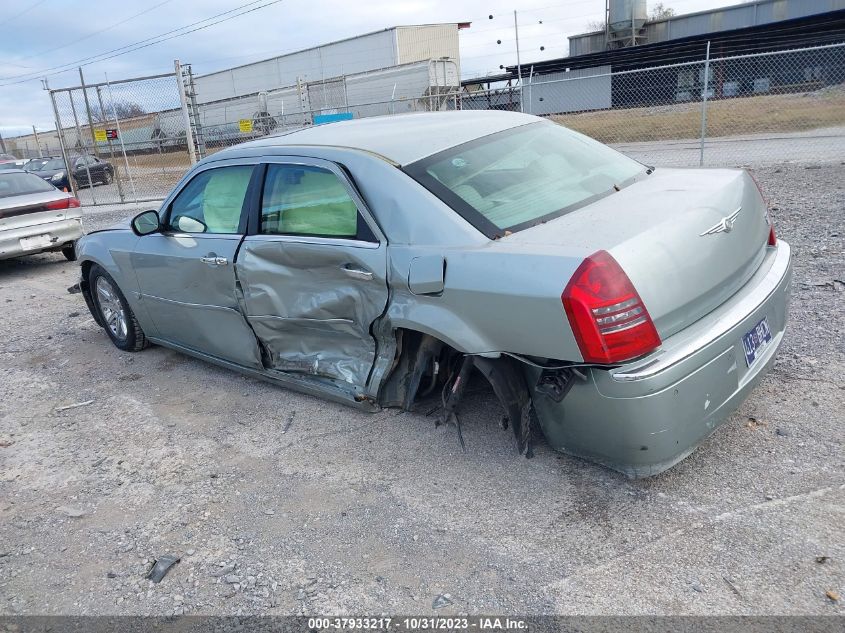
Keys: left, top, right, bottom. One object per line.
{"left": 742, "top": 317, "right": 773, "bottom": 367}
{"left": 19, "top": 234, "right": 52, "bottom": 251}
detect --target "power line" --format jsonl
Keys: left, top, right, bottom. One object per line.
{"left": 0, "top": 0, "right": 283, "bottom": 86}
{"left": 0, "top": 0, "right": 49, "bottom": 28}
{"left": 15, "top": 0, "right": 175, "bottom": 63}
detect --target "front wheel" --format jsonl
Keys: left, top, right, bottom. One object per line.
{"left": 102, "top": 170, "right": 113, "bottom": 185}
{"left": 89, "top": 265, "right": 148, "bottom": 352}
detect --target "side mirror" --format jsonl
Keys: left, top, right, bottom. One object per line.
{"left": 131, "top": 210, "right": 161, "bottom": 236}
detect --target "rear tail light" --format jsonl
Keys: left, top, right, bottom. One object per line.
{"left": 45, "top": 197, "right": 80, "bottom": 210}
{"left": 750, "top": 171, "right": 777, "bottom": 246}
{"left": 562, "top": 250, "right": 661, "bottom": 364}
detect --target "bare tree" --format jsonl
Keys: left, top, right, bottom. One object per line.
{"left": 89, "top": 100, "right": 146, "bottom": 122}
{"left": 650, "top": 2, "right": 676, "bottom": 20}
{"left": 585, "top": 18, "right": 605, "bottom": 32}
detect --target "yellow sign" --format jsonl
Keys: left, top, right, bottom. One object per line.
{"left": 239, "top": 119, "right": 253, "bottom": 133}
{"left": 94, "top": 129, "right": 107, "bottom": 142}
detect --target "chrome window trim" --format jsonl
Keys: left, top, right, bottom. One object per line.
{"left": 156, "top": 232, "right": 243, "bottom": 241}
{"left": 611, "top": 242, "right": 791, "bottom": 382}
{"left": 243, "top": 233, "right": 379, "bottom": 249}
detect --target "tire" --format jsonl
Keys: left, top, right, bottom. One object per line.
{"left": 102, "top": 170, "right": 113, "bottom": 185}
{"left": 88, "top": 264, "right": 148, "bottom": 352}
{"left": 61, "top": 243, "right": 77, "bottom": 261}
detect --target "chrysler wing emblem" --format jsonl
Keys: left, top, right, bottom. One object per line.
{"left": 700, "top": 207, "right": 741, "bottom": 236}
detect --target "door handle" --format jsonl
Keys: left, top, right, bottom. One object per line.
{"left": 200, "top": 256, "right": 228, "bottom": 266}
{"left": 341, "top": 265, "right": 373, "bottom": 281}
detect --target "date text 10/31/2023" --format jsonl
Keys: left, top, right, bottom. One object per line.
{"left": 307, "top": 617, "right": 528, "bottom": 630}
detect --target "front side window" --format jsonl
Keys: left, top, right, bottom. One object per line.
{"left": 404, "top": 121, "right": 647, "bottom": 238}
{"left": 260, "top": 164, "right": 358, "bottom": 238}
{"left": 166, "top": 165, "right": 253, "bottom": 234}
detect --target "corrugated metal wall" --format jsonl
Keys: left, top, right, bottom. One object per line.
{"left": 195, "top": 29, "right": 398, "bottom": 104}
{"left": 569, "top": 0, "right": 845, "bottom": 56}
{"left": 396, "top": 25, "right": 461, "bottom": 76}
{"left": 197, "top": 60, "right": 458, "bottom": 136}
{"left": 525, "top": 65, "right": 612, "bottom": 115}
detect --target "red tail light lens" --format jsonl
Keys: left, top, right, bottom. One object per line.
{"left": 562, "top": 250, "right": 661, "bottom": 364}
{"left": 767, "top": 222, "right": 776, "bottom": 246}
{"left": 44, "top": 197, "right": 80, "bottom": 210}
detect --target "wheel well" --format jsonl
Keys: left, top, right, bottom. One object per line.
{"left": 79, "top": 260, "right": 104, "bottom": 327}
{"left": 377, "top": 327, "right": 537, "bottom": 456}
{"left": 80, "top": 259, "right": 94, "bottom": 281}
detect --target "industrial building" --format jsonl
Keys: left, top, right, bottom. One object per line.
{"left": 191, "top": 23, "right": 466, "bottom": 144}
{"left": 464, "top": 0, "right": 845, "bottom": 115}
{"left": 5, "top": 23, "right": 468, "bottom": 157}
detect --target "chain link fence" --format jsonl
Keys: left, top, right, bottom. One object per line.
{"left": 5, "top": 42, "right": 842, "bottom": 206}
{"left": 465, "top": 42, "right": 845, "bottom": 168}
{"left": 45, "top": 70, "right": 190, "bottom": 206}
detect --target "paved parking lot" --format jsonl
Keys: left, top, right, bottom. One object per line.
{"left": 0, "top": 162, "right": 843, "bottom": 616}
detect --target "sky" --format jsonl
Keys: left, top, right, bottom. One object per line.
{"left": 0, "top": 0, "right": 743, "bottom": 137}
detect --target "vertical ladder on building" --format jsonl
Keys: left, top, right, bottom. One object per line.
{"left": 176, "top": 62, "right": 207, "bottom": 161}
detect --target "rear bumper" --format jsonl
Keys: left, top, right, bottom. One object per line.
{"left": 528, "top": 241, "right": 792, "bottom": 478}
{"left": 0, "top": 218, "right": 83, "bottom": 260}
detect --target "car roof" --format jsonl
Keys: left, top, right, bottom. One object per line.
{"left": 233, "top": 110, "right": 540, "bottom": 166}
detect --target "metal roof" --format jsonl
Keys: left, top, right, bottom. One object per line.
{"left": 505, "top": 9, "right": 845, "bottom": 77}
{"left": 228, "top": 110, "right": 538, "bottom": 165}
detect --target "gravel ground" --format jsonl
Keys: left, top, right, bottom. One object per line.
{"left": 0, "top": 163, "right": 843, "bottom": 616}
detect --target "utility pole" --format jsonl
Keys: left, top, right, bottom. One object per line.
{"left": 0, "top": 130, "right": 6, "bottom": 154}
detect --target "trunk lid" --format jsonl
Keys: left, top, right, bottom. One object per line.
{"left": 504, "top": 167, "right": 771, "bottom": 338}
{"left": 0, "top": 191, "right": 81, "bottom": 232}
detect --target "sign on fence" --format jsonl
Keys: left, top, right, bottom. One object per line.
{"left": 313, "top": 112, "right": 354, "bottom": 125}
{"left": 239, "top": 119, "right": 253, "bottom": 133}
{"left": 94, "top": 129, "right": 119, "bottom": 142}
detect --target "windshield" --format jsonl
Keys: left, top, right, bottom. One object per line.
{"left": 0, "top": 172, "right": 57, "bottom": 198}
{"left": 0, "top": 162, "right": 20, "bottom": 171}
{"left": 26, "top": 158, "right": 64, "bottom": 171}
{"left": 404, "top": 121, "right": 646, "bottom": 237}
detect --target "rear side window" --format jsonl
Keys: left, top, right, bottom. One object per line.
{"left": 260, "top": 164, "right": 359, "bottom": 238}
{"left": 166, "top": 165, "right": 253, "bottom": 234}
{"left": 0, "top": 172, "right": 57, "bottom": 198}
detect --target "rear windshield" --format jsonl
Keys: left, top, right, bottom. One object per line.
{"left": 403, "top": 121, "right": 646, "bottom": 238}
{"left": 27, "top": 158, "right": 64, "bottom": 171}
{"left": 0, "top": 172, "right": 57, "bottom": 198}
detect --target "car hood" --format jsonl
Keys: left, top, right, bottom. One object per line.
{"left": 86, "top": 216, "right": 133, "bottom": 235}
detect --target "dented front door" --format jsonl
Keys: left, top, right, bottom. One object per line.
{"left": 235, "top": 158, "right": 388, "bottom": 390}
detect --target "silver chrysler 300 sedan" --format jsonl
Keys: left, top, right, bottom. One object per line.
{"left": 1, "top": 169, "right": 82, "bottom": 261}
{"left": 74, "top": 111, "right": 791, "bottom": 477}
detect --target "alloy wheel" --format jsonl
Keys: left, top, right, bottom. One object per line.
{"left": 95, "top": 276, "right": 128, "bottom": 341}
